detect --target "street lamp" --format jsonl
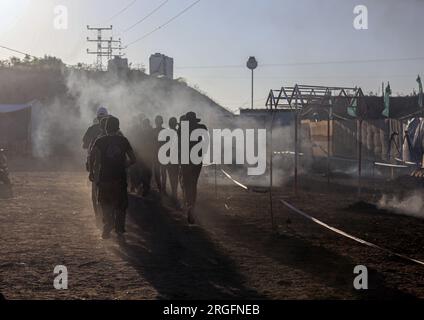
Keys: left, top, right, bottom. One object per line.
{"left": 247, "top": 56, "right": 258, "bottom": 109}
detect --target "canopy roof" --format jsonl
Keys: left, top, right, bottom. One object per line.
{"left": 0, "top": 104, "right": 32, "bottom": 113}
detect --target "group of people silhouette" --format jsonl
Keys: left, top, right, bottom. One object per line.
{"left": 82, "top": 107, "right": 207, "bottom": 240}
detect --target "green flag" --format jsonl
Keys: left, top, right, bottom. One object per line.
{"left": 348, "top": 97, "right": 357, "bottom": 117}
{"left": 382, "top": 82, "right": 391, "bottom": 117}
{"left": 417, "top": 75, "right": 423, "bottom": 108}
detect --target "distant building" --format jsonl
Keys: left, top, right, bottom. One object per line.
{"left": 108, "top": 56, "right": 129, "bottom": 73}
{"left": 149, "top": 53, "right": 173, "bottom": 79}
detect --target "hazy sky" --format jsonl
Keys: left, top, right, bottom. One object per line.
{"left": 0, "top": 0, "right": 423, "bottom": 111}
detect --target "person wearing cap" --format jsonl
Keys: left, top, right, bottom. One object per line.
{"left": 82, "top": 107, "right": 109, "bottom": 150}
{"left": 179, "top": 111, "right": 208, "bottom": 224}
{"left": 89, "top": 116, "right": 136, "bottom": 240}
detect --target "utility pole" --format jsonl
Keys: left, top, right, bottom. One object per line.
{"left": 86, "top": 25, "right": 113, "bottom": 70}
{"left": 102, "top": 38, "right": 124, "bottom": 61}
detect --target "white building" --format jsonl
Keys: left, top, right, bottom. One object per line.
{"left": 149, "top": 53, "right": 174, "bottom": 79}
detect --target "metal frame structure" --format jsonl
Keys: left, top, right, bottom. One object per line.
{"left": 265, "top": 84, "right": 368, "bottom": 205}
{"left": 265, "top": 84, "right": 365, "bottom": 112}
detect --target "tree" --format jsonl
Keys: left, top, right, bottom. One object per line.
{"left": 9, "top": 56, "right": 21, "bottom": 66}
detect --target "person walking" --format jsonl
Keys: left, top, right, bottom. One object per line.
{"left": 89, "top": 116, "right": 136, "bottom": 240}
{"left": 166, "top": 117, "right": 181, "bottom": 207}
{"left": 83, "top": 107, "right": 110, "bottom": 222}
{"left": 179, "top": 112, "right": 207, "bottom": 224}
{"left": 82, "top": 107, "right": 109, "bottom": 151}
{"left": 152, "top": 115, "right": 167, "bottom": 194}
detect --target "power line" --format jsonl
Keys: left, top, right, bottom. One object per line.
{"left": 126, "top": 0, "right": 202, "bottom": 47}
{"left": 0, "top": 45, "right": 39, "bottom": 59}
{"left": 180, "top": 74, "right": 424, "bottom": 80}
{"left": 105, "top": 0, "right": 138, "bottom": 23}
{"left": 0, "top": 44, "right": 76, "bottom": 67}
{"left": 121, "top": 0, "right": 170, "bottom": 34}
{"left": 177, "top": 64, "right": 242, "bottom": 69}
{"left": 176, "top": 56, "right": 424, "bottom": 69}
{"left": 262, "top": 57, "right": 424, "bottom": 67}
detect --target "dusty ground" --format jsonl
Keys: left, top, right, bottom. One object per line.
{"left": 1, "top": 168, "right": 424, "bottom": 300}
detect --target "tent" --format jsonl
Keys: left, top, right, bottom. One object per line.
{"left": 0, "top": 103, "right": 32, "bottom": 155}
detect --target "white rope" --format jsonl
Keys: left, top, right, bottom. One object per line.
{"left": 220, "top": 169, "right": 249, "bottom": 190}
{"left": 374, "top": 162, "right": 409, "bottom": 169}
{"left": 395, "top": 158, "right": 418, "bottom": 166}
{"left": 280, "top": 199, "right": 424, "bottom": 267}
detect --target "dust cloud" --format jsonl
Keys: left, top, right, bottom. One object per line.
{"left": 378, "top": 191, "right": 424, "bottom": 219}
{"left": 29, "top": 69, "right": 311, "bottom": 186}
{"left": 31, "top": 70, "right": 232, "bottom": 162}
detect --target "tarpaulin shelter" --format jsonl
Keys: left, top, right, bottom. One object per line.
{"left": 0, "top": 103, "right": 32, "bottom": 155}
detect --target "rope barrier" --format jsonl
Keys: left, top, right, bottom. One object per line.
{"left": 216, "top": 164, "right": 424, "bottom": 267}
{"left": 216, "top": 166, "right": 424, "bottom": 267}
{"left": 280, "top": 199, "right": 424, "bottom": 267}
{"left": 220, "top": 169, "right": 248, "bottom": 190}
{"left": 395, "top": 158, "right": 419, "bottom": 166}
{"left": 219, "top": 168, "right": 270, "bottom": 194}
{"left": 273, "top": 151, "right": 304, "bottom": 156}
{"left": 374, "top": 162, "right": 409, "bottom": 169}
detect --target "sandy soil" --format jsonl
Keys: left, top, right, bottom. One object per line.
{"left": 1, "top": 169, "right": 424, "bottom": 300}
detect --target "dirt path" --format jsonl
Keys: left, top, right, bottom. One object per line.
{"left": 0, "top": 172, "right": 157, "bottom": 299}
{"left": 1, "top": 171, "right": 422, "bottom": 299}
{"left": 0, "top": 172, "right": 262, "bottom": 300}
